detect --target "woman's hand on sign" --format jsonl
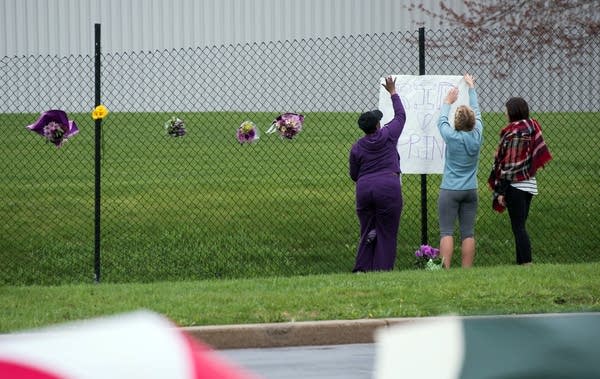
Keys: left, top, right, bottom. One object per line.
{"left": 444, "top": 87, "right": 458, "bottom": 104}
{"left": 382, "top": 76, "right": 397, "bottom": 95}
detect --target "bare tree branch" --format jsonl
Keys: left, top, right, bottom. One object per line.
{"left": 404, "top": 0, "right": 600, "bottom": 76}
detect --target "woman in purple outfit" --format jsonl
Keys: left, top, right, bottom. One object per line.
{"left": 349, "top": 76, "right": 407, "bottom": 272}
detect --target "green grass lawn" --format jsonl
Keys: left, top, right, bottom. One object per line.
{"left": 1, "top": 111, "right": 599, "bottom": 285}
{"left": 1, "top": 263, "right": 599, "bottom": 333}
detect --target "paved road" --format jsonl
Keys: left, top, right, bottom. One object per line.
{"left": 219, "top": 343, "right": 376, "bottom": 379}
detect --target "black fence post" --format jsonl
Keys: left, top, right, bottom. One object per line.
{"left": 418, "top": 26, "right": 428, "bottom": 246}
{"left": 94, "top": 23, "right": 102, "bottom": 283}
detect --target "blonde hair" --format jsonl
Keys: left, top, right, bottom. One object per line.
{"left": 454, "top": 105, "right": 476, "bottom": 131}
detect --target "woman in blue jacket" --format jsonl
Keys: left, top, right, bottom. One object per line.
{"left": 349, "top": 76, "right": 407, "bottom": 272}
{"left": 437, "top": 74, "right": 483, "bottom": 268}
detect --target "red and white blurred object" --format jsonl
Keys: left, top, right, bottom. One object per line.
{"left": 0, "top": 311, "right": 258, "bottom": 379}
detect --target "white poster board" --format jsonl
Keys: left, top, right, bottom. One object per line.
{"left": 378, "top": 75, "right": 469, "bottom": 174}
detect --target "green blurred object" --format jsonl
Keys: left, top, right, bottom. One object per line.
{"left": 460, "top": 313, "right": 600, "bottom": 378}
{"left": 375, "top": 313, "right": 600, "bottom": 379}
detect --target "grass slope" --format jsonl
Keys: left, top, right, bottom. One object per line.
{"left": 1, "top": 263, "right": 599, "bottom": 333}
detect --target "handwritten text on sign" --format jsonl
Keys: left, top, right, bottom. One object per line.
{"left": 378, "top": 75, "right": 468, "bottom": 174}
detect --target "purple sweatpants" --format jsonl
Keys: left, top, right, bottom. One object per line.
{"left": 353, "top": 173, "right": 403, "bottom": 272}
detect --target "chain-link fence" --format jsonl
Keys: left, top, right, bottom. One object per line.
{"left": 1, "top": 28, "right": 599, "bottom": 285}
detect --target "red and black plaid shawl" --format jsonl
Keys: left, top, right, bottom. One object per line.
{"left": 488, "top": 118, "right": 552, "bottom": 212}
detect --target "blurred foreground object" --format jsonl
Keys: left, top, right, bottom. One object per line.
{"left": 374, "top": 313, "right": 600, "bottom": 379}
{"left": 0, "top": 311, "right": 257, "bottom": 379}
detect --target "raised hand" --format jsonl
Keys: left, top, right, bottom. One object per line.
{"left": 382, "top": 76, "right": 397, "bottom": 95}
{"left": 464, "top": 73, "right": 475, "bottom": 88}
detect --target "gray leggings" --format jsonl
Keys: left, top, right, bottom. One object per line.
{"left": 438, "top": 189, "right": 478, "bottom": 240}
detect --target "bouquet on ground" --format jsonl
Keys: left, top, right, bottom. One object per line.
{"left": 26, "top": 109, "right": 79, "bottom": 148}
{"left": 266, "top": 112, "right": 304, "bottom": 140}
{"left": 164, "top": 117, "right": 186, "bottom": 137}
{"left": 414, "top": 245, "right": 444, "bottom": 271}
{"left": 236, "top": 120, "right": 259, "bottom": 144}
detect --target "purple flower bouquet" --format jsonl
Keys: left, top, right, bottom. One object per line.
{"left": 164, "top": 117, "right": 186, "bottom": 137}
{"left": 236, "top": 121, "right": 259, "bottom": 144}
{"left": 266, "top": 113, "right": 304, "bottom": 140}
{"left": 26, "top": 110, "right": 79, "bottom": 148}
{"left": 414, "top": 245, "right": 444, "bottom": 270}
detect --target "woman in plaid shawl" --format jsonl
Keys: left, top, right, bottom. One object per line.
{"left": 488, "top": 97, "right": 552, "bottom": 265}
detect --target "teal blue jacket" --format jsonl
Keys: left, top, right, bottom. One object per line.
{"left": 437, "top": 88, "right": 483, "bottom": 190}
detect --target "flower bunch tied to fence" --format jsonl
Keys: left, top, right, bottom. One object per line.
{"left": 266, "top": 113, "right": 304, "bottom": 140}
{"left": 26, "top": 110, "right": 79, "bottom": 148}
{"left": 236, "top": 120, "right": 259, "bottom": 144}
{"left": 164, "top": 117, "right": 186, "bottom": 137}
{"left": 414, "top": 245, "right": 443, "bottom": 271}
{"left": 91, "top": 105, "right": 109, "bottom": 120}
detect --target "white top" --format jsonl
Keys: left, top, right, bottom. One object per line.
{"left": 511, "top": 177, "right": 538, "bottom": 195}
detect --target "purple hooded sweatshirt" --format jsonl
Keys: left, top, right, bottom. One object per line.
{"left": 349, "top": 93, "right": 406, "bottom": 272}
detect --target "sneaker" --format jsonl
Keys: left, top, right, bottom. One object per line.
{"left": 366, "top": 229, "right": 376, "bottom": 244}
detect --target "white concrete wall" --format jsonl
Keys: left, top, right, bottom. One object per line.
{"left": 0, "top": 0, "right": 467, "bottom": 56}
{"left": 1, "top": 1, "right": 598, "bottom": 113}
